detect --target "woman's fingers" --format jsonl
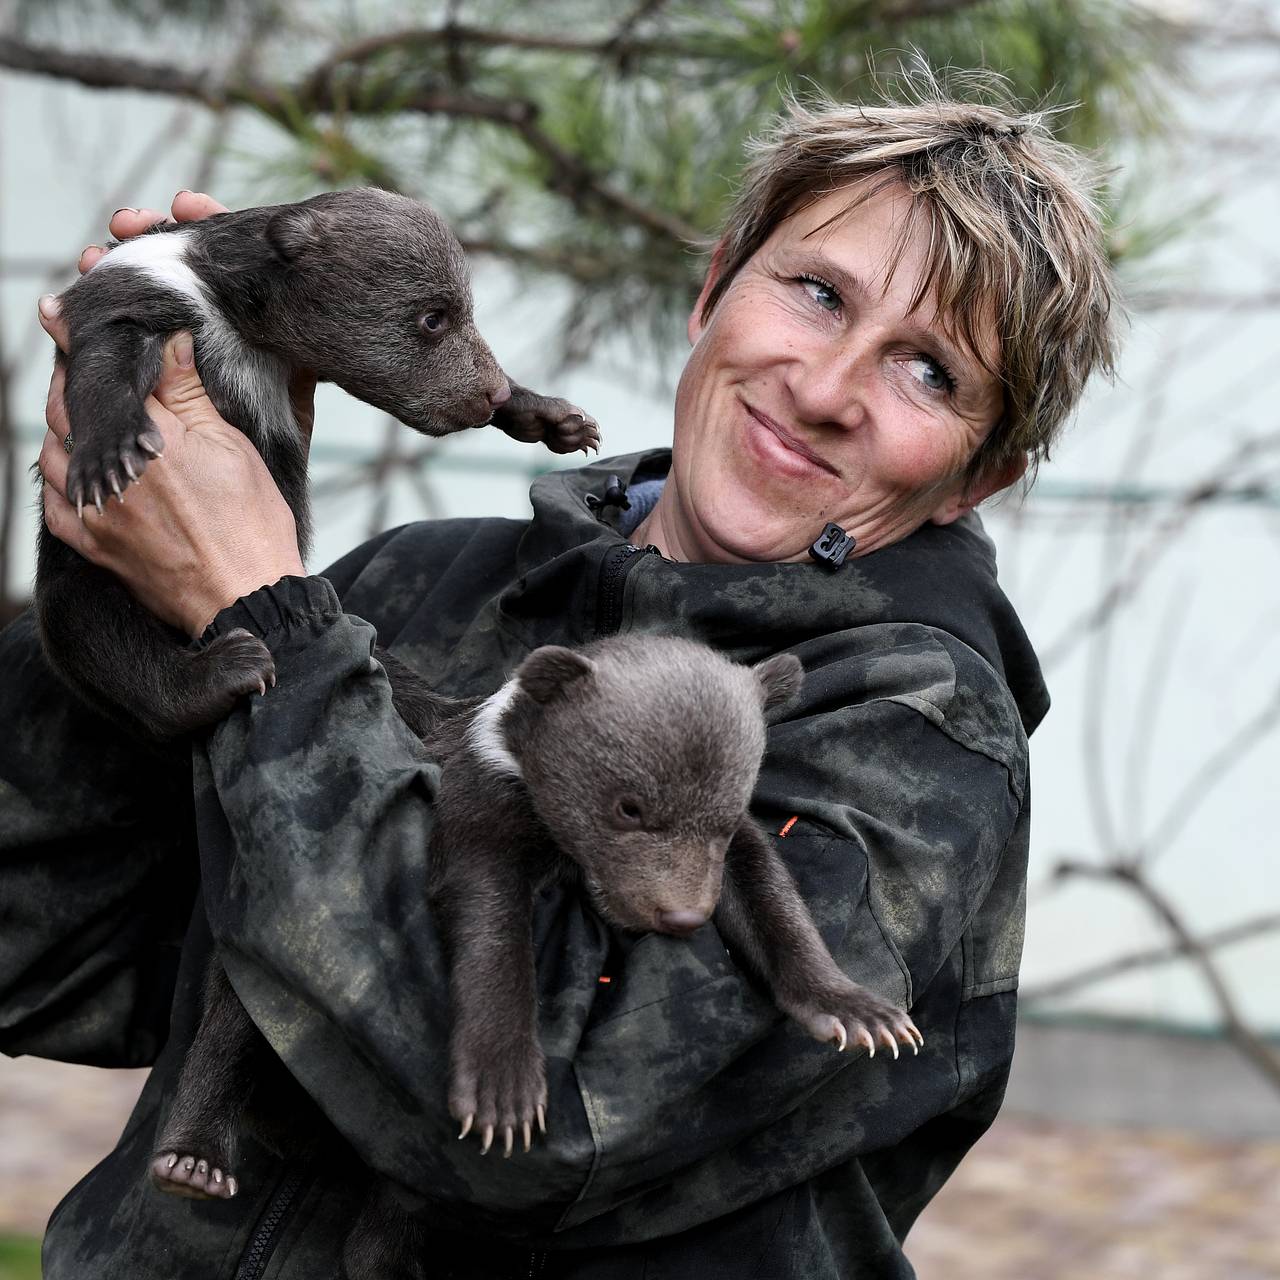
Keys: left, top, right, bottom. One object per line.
{"left": 172, "top": 190, "right": 229, "bottom": 221}
{"left": 37, "top": 295, "right": 69, "bottom": 354}
{"left": 76, "top": 194, "right": 223, "bottom": 281}
{"left": 42, "top": 478, "right": 92, "bottom": 556}
{"left": 41, "top": 363, "right": 72, "bottom": 496}
{"left": 38, "top": 428, "right": 70, "bottom": 499}
{"left": 77, "top": 245, "right": 107, "bottom": 273}
{"left": 107, "top": 207, "right": 172, "bottom": 241}
{"left": 71, "top": 209, "right": 171, "bottom": 279}
{"left": 148, "top": 331, "right": 220, "bottom": 439}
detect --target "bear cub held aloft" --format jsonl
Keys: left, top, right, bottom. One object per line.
{"left": 36, "top": 187, "right": 597, "bottom": 742}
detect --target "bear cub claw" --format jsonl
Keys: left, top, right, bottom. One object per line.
{"left": 493, "top": 389, "right": 601, "bottom": 456}
{"left": 450, "top": 1038, "right": 548, "bottom": 1159}
{"left": 67, "top": 423, "right": 164, "bottom": 517}
{"left": 788, "top": 983, "right": 924, "bottom": 1059}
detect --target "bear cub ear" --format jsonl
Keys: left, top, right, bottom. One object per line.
{"left": 266, "top": 203, "right": 336, "bottom": 262}
{"left": 516, "top": 646, "right": 596, "bottom": 704}
{"left": 752, "top": 653, "right": 803, "bottom": 716}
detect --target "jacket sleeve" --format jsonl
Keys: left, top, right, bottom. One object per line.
{"left": 0, "top": 611, "right": 197, "bottom": 1068}
{"left": 0, "top": 527, "right": 405, "bottom": 1071}
{"left": 194, "top": 579, "right": 1028, "bottom": 1242}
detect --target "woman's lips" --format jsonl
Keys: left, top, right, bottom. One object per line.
{"left": 743, "top": 402, "right": 840, "bottom": 477}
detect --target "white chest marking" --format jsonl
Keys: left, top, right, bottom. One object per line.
{"left": 90, "top": 232, "right": 295, "bottom": 444}
{"left": 90, "top": 230, "right": 204, "bottom": 300}
{"left": 467, "top": 679, "right": 523, "bottom": 780}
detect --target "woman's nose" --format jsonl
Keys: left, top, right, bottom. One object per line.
{"left": 783, "top": 336, "right": 873, "bottom": 430}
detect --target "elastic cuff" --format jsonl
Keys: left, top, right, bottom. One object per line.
{"left": 197, "top": 575, "right": 341, "bottom": 649}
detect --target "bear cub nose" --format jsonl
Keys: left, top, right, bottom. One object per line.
{"left": 656, "top": 910, "right": 709, "bottom": 937}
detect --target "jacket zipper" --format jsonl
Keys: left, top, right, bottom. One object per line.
{"left": 595, "top": 543, "right": 661, "bottom": 637}
{"left": 234, "top": 1163, "right": 308, "bottom": 1280}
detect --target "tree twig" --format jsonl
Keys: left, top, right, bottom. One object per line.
{"left": 1145, "top": 680, "right": 1280, "bottom": 859}
{"left": 1053, "top": 860, "right": 1280, "bottom": 1091}
{"left": 1022, "top": 909, "right": 1280, "bottom": 1002}
{"left": 1039, "top": 432, "right": 1280, "bottom": 669}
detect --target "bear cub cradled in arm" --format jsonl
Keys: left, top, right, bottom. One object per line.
{"left": 430, "top": 634, "right": 924, "bottom": 1158}
{"left": 152, "top": 634, "right": 921, "bottom": 1280}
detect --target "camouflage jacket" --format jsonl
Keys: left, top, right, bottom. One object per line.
{"left": 0, "top": 449, "right": 1046, "bottom": 1279}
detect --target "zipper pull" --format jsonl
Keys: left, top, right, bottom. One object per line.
{"left": 585, "top": 475, "right": 631, "bottom": 519}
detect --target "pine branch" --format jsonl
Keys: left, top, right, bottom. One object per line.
{"left": 0, "top": 36, "right": 222, "bottom": 103}
{"left": 880, "top": 0, "right": 998, "bottom": 20}
{"left": 301, "top": 25, "right": 678, "bottom": 91}
{"left": 604, "top": 0, "right": 674, "bottom": 58}
{"left": 0, "top": 35, "right": 702, "bottom": 245}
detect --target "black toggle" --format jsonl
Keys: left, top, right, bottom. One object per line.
{"left": 585, "top": 475, "right": 632, "bottom": 517}
{"left": 808, "top": 522, "right": 855, "bottom": 570}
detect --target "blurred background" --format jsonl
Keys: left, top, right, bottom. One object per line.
{"left": 1, "top": 1, "right": 1278, "bottom": 1276}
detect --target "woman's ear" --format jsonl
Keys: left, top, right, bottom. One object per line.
{"left": 688, "top": 240, "right": 729, "bottom": 346}
{"left": 929, "top": 452, "right": 1029, "bottom": 526}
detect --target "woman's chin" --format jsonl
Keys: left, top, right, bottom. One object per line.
{"left": 693, "top": 491, "right": 817, "bottom": 563}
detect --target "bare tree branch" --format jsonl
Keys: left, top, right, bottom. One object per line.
{"left": 1169, "top": 19, "right": 1280, "bottom": 47}
{"left": 1145, "top": 680, "right": 1280, "bottom": 859}
{"left": 0, "top": 256, "right": 72, "bottom": 278}
{"left": 1123, "top": 578, "right": 1193, "bottom": 843}
{"left": 300, "top": 24, "right": 676, "bottom": 90}
{"left": 1039, "top": 432, "right": 1280, "bottom": 669}
{"left": 1023, "top": 909, "right": 1280, "bottom": 1002}
{"left": 1053, "top": 860, "right": 1280, "bottom": 1092}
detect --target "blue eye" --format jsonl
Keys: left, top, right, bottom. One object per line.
{"left": 798, "top": 275, "right": 841, "bottom": 312}
{"left": 909, "top": 355, "right": 955, "bottom": 394}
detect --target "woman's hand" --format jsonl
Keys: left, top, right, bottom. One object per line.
{"left": 39, "top": 324, "right": 306, "bottom": 638}
{"left": 38, "top": 193, "right": 309, "bottom": 638}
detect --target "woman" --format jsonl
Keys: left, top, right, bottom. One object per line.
{"left": 1, "top": 92, "right": 1118, "bottom": 1278}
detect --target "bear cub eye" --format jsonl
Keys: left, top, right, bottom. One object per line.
{"left": 612, "top": 797, "right": 645, "bottom": 829}
{"left": 419, "top": 310, "right": 449, "bottom": 335}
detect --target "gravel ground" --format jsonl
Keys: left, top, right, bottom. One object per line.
{"left": 2, "top": 1055, "right": 1277, "bottom": 1277}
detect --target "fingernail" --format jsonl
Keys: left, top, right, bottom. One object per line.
{"left": 37, "top": 294, "right": 60, "bottom": 319}
{"left": 111, "top": 207, "right": 138, "bottom": 218}
{"left": 175, "top": 188, "right": 192, "bottom": 198}
{"left": 173, "top": 332, "right": 194, "bottom": 368}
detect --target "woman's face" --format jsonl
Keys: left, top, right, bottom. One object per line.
{"left": 645, "top": 180, "right": 1015, "bottom": 564}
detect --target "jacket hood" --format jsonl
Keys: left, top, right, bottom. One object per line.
{"left": 513, "top": 449, "right": 1049, "bottom": 736}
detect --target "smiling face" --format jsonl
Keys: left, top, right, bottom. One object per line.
{"left": 638, "top": 179, "right": 1020, "bottom": 564}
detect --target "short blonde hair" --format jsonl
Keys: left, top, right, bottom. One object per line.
{"left": 702, "top": 91, "right": 1121, "bottom": 482}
